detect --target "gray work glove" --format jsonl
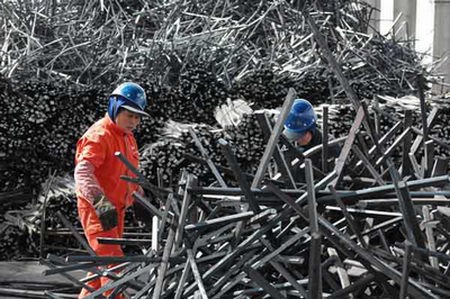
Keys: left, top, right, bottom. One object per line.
{"left": 93, "top": 195, "right": 118, "bottom": 231}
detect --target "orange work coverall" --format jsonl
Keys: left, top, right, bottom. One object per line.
{"left": 75, "top": 114, "right": 140, "bottom": 298}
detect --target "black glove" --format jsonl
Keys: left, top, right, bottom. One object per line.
{"left": 93, "top": 195, "right": 118, "bottom": 231}
{"left": 132, "top": 200, "right": 152, "bottom": 228}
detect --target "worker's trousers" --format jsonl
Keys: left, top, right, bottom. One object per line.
{"left": 77, "top": 200, "right": 126, "bottom": 299}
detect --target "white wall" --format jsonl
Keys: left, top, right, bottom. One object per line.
{"left": 415, "top": 0, "right": 434, "bottom": 65}
{"left": 379, "top": 0, "right": 394, "bottom": 36}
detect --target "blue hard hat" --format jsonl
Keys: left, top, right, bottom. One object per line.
{"left": 107, "top": 82, "right": 149, "bottom": 121}
{"left": 283, "top": 99, "right": 316, "bottom": 141}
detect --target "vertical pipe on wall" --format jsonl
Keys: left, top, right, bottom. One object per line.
{"left": 365, "top": 0, "right": 381, "bottom": 34}
{"left": 433, "top": 0, "right": 450, "bottom": 93}
{"left": 393, "top": 0, "right": 417, "bottom": 43}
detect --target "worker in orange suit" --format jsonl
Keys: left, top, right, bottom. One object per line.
{"left": 74, "top": 82, "right": 149, "bottom": 298}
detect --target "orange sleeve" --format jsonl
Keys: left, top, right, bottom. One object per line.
{"left": 75, "top": 134, "right": 107, "bottom": 169}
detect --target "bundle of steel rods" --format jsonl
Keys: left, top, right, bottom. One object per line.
{"left": 0, "top": 0, "right": 441, "bottom": 194}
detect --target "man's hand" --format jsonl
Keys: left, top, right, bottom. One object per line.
{"left": 93, "top": 195, "right": 118, "bottom": 231}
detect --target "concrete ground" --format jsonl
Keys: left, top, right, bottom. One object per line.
{"left": 0, "top": 261, "right": 84, "bottom": 298}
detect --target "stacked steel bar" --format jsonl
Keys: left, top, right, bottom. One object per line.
{"left": 0, "top": 0, "right": 443, "bottom": 196}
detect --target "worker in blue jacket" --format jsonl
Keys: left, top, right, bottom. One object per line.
{"left": 282, "top": 98, "right": 339, "bottom": 181}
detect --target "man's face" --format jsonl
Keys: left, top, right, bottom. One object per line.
{"left": 295, "top": 131, "right": 312, "bottom": 146}
{"left": 115, "top": 109, "right": 141, "bottom": 133}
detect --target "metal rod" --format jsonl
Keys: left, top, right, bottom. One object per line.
{"left": 251, "top": 88, "right": 296, "bottom": 188}
{"left": 329, "top": 274, "right": 374, "bottom": 298}
{"left": 187, "top": 247, "right": 208, "bottom": 299}
{"left": 417, "top": 74, "right": 429, "bottom": 153}
{"left": 352, "top": 144, "right": 385, "bottom": 185}
{"left": 255, "top": 111, "right": 297, "bottom": 188}
{"left": 85, "top": 263, "right": 156, "bottom": 299}
{"left": 218, "top": 138, "right": 261, "bottom": 213}
{"left": 189, "top": 127, "right": 227, "bottom": 188}
{"left": 243, "top": 265, "right": 286, "bottom": 299}
{"left": 56, "top": 211, "right": 95, "bottom": 256}
{"left": 399, "top": 242, "right": 412, "bottom": 299}
{"left": 330, "top": 106, "right": 365, "bottom": 187}
{"left": 39, "top": 171, "right": 56, "bottom": 259}
{"left": 375, "top": 127, "right": 412, "bottom": 167}
{"left": 329, "top": 185, "right": 367, "bottom": 248}
{"left": 401, "top": 110, "right": 413, "bottom": 177}
{"left": 174, "top": 173, "right": 196, "bottom": 251}
{"left": 422, "top": 206, "right": 439, "bottom": 268}
{"left": 153, "top": 225, "right": 176, "bottom": 298}
{"left": 431, "top": 156, "right": 450, "bottom": 177}
{"left": 394, "top": 179, "right": 426, "bottom": 247}
{"left": 410, "top": 107, "right": 439, "bottom": 155}
{"left": 356, "top": 121, "right": 402, "bottom": 169}
{"left": 39, "top": 258, "right": 95, "bottom": 293}
{"left": 66, "top": 255, "right": 182, "bottom": 264}
{"left": 321, "top": 105, "right": 329, "bottom": 173}
{"left": 185, "top": 211, "right": 254, "bottom": 232}
{"left": 424, "top": 140, "right": 434, "bottom": 178}
{"left": 304, "top": 159, "right": 322, "bottom": 298}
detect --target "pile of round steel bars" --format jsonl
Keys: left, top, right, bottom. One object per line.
{"left": 0, "top": 0, "right": 442, "bottom": 194}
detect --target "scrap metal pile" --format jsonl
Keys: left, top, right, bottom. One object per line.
{"left": 41, "top": 89, "right": 450, "bottom": 298}
{"left": 1, "top": 0, "right": 450, "bottom": 298}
